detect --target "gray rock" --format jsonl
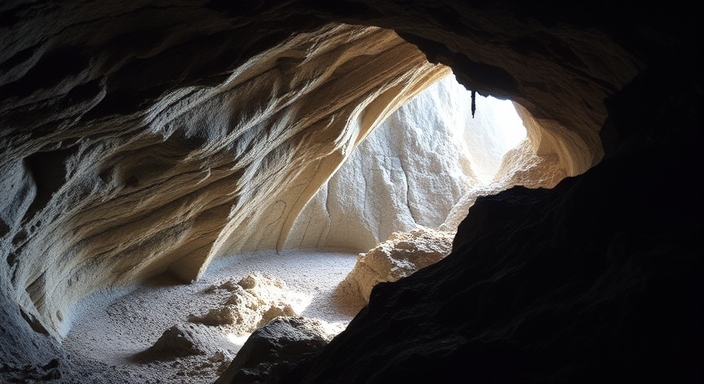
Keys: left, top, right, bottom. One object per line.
{"left": 216, "top": 317, "right": 333, "bottom": 384}
{"left": 138, "top": 323, "right": 226, "bottom": 360}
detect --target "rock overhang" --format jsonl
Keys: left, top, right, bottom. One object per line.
{"left": 2, "top": 21, "right": 451, "bottom": 337}
{"left": 0, "top": 1, "right": 701, "bottom": 374}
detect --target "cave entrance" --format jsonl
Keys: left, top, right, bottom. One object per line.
{"left": 284, "top": 72, "right": 538, "bottom": 253}
{"left": 58, "top": 61, "right": 571, "bottom": 384}
{"left": 61, "top": 28, "right": 569, "bottom": 384}
{"left": 274, "top": 72, "right": 560, "bottom": 309}
{"left": 184, "top": 72, "right": 547, "bottom": 353}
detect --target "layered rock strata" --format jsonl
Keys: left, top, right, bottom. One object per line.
{"left": 286, "top": 76, "right": 533, "bottom": 252}
{"left": 1, "top": 23, "right": 446, "bottom": 339}
{"left": 2, "top": 1, "right": 700, "bottom": 382}
{"left": 292, "top": 129, "right": 704, "bottom": 383}
{"left": 340, "top": 227, "right": 454, "bottom": 306}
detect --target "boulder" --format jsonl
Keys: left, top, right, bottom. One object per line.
{"left": 216, "top": 317, "right": 335, "bottom": 384}
{"left": 340, "top": 227, "right": 454, "bottom": 305}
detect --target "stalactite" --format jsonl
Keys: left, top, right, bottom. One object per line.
{"left": 471, "top": 90, "right": 477, "bottom": 118}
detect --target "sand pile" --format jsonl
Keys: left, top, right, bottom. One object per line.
{"left": 61, "top": 250, "right": 358, "bottom": 384}
{"left": 60, "top": 233, "right": 453, "bottom": 383}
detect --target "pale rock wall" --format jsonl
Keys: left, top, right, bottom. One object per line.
{"left": 0, "top": 23, "right": 447, "bottom": 337}
{"left": 441, "top": 102, "right": 573, "bottom": 232}
{"left": 340, "top": 227, "right": 454, "bottom": 305}
{"left": 316, "top": 83, "right": 570, "bottom": 305}
{"left": 284, "top": 76, "right": 529, "bottom": 252}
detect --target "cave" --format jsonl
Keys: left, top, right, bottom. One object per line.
{"left": 1, "top": 1, "right": 702, "bottom": 383}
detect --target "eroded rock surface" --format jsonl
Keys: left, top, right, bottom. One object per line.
{"left": 215, "top": 317, "right": 335, "bottom": 384}
{"left": 189, "top": 273, "right": 301, "bottom": 336}
{"left": 1, "top": 21, "right": 446, "bottom": 340}
{"left": 141, "top": 323, "right": 227, "bottom": 359}
{"left": 340, "top": 227, "right": 453, "bottom": 305}
{"left": 286, "top": 76, "right": 532, "bottom": 252}
{"left": 1, "top": 1, "right": 701, "bottom": 382}
{"left": 0, "top": 358, "right": 62, "bottom": 383}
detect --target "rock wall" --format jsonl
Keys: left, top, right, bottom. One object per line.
{"left": 0, "top": 21, "right": 447, "bottom": 341}
{"left": 2, "top": 1, "right": 701, "bottom": 382}
{"left": 340, "top": 227, "right": 454, "bottom": 306}
{"left": 285, "top": 75, "right": 531, "bottom": 252}
{"left": 293, "top": 137, "right": 704, "bottom": 382}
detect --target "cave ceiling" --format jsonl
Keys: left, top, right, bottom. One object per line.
{"left": 1, "top": 0, "right": 701, "bottom": 349}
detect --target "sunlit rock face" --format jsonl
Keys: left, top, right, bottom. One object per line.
{"left": 285, "top": 75, "right": 530, "bottom": 252}
{"left": 1, "top": 0, "right": 702, "bottom": 382}
{"left": 340, "top": 227, "right": 454, "bottom": 306}
{"left": 0, "top": 22, "right": 445, "bottom": 340}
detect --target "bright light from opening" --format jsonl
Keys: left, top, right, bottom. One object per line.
{"left": 226, "top": 332, "right": 251, "bottom": 346}
{"left": 283, "top": 72, "right": 533, "bottom": 251}
{"left": 288, "top": 291, "right": 313, "bottom": 314}
{"left": 484, "top": 96, "right": 527, "bottom": 152}
{"left": 441, "top": 73, "right": 527, "bottom": 184}
{"left": 216, "top": 277, "right": 313, "bottom": 349}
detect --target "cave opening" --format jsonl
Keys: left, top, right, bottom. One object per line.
{"left": 271, "top": 70, "right": 559, "bottom": 313}
{"left": 2, "top": 1, "right": 701, "bottom": 382}
{"left": 51, "top": 24, "right": 579, "bottom": 383}
{"left": 62, "top": 67, "right": 560, "bottom": 384}
{"left": 283, "top": 72, "right": 531, "bottom": 253}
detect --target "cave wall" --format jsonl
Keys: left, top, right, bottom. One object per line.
{"left": 1, "top": 20, "right": 446, "bottom": 340}
{"left": 286, "top": 75, "right": 533, "bottom": 252}
{"left": 290, "top": 62, "right": 704, "bottom": 381}
{"left": 282, "top": 3, "right": 704, "bottom": 383}
{"left": 1, "top": 0, "right": 702, "bottom": 381}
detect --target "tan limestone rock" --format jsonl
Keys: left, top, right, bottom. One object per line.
{"left": 340, "top": 227, "right": 454, "bottom": 304}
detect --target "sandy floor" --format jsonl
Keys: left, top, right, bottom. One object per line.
{"left": 61, "top": 249, "right": 360, "bottom": 384}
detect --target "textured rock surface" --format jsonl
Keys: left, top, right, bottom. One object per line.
{"left": 140, "top": 323, "right": 228, "bottom": 359}
{"left": 340, "top": 227, "right": 453, "bottom": 305}
{"left": 1, "top": 1, "right": 702, "bottom": 382}
{"left": 0, "top": 21, "right": 446, "bottom": 341}
{"left": 189, "top": 273, "right": 301, "bottom": 336}
{"left": 215, "top": 317, "right": 334, "bottom": 384}
{"left": 0, "top": 357, "right": 62, "bottom": 383}
{"left": 285, "top": 76, "right": 529, "bottom": 252}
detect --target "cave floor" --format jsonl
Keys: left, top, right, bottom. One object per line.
{"left": 61, "top": 250, "right": 360, "bottom": 384}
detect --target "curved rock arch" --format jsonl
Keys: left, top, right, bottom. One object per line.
{"left": 1, "top": 1, "right": 701, "bottom": 382}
